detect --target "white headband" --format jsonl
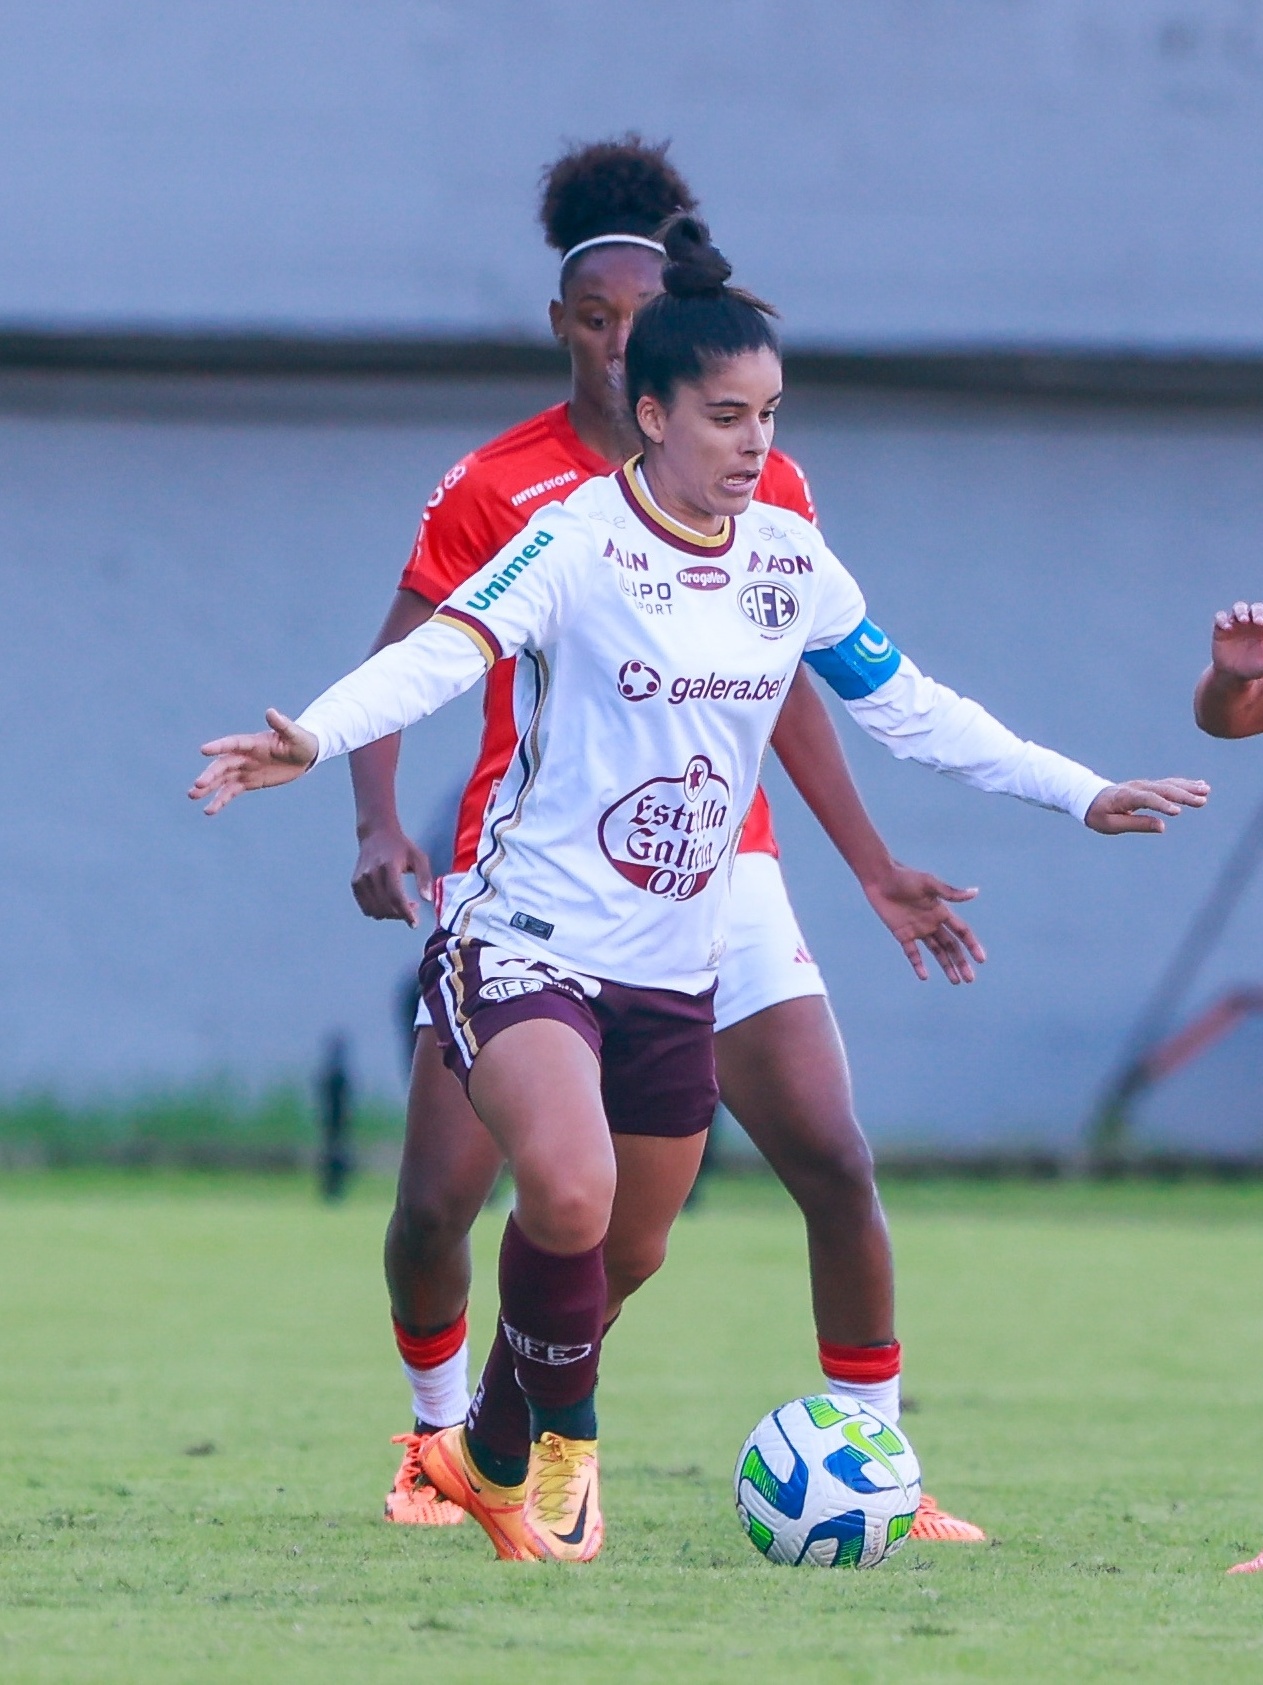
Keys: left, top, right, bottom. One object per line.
{"left": 560, "top": 233, "right": 667, "bottom": 271}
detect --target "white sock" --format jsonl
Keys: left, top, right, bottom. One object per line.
{"left": 403, "top": 1341, "right": 470, "bottom": 1430}
{"left": 827, "top": 1372, "right": 901, "bottom": 1425}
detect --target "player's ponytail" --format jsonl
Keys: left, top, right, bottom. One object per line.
{"left": 626, "top": 212, "right": 780, "bottom": 421}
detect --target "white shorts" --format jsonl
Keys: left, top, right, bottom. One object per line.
{"left": 413, "top": 851, "right": 825, "bottom": 1034}
{"left": 713, "top": 851, "right": 827, "bottom": 1033}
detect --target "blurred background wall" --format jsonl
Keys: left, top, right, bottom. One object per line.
{"left": 4, "top": 0, "right": 1263, "bottom": 1153}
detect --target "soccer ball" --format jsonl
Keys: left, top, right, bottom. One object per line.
{"left": 734, "top": 1394, "right": 921, "bottom": 1567}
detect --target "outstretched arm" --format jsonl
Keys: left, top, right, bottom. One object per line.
{"left": 349, "top": 588, "right": 439, "bottom": 927}
{"left": 1194, "top": 600, "right": 1263, "bottom": 739}
{"left": 189, "top": 616, "right": 490, "bottom": 816}
{"left": 805, "top": 620, "right": 1208, "bottom": 832}
{"left": 771, "top": 668, "right": 986, "bottom": 984}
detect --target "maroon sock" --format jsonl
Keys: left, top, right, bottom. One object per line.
{"left": 499, "top": 1213, "right": 605, "bottom": 1435}
{"left": 465, "top": 1320, "right": 530, "bottom": 1467}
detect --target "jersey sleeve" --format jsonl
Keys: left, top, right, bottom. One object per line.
{"left": 298, "top": 503, "right": 594, "bottom": 764}
{"left": 804, "top": 621, "right": 1111, "bottom": 823}
{"left": 398, "top": 455, "right": 514, "bottom": 603}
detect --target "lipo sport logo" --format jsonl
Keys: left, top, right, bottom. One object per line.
{"left": 739, "top": 580, "right": 799, "bottom": 631}
{"left": 598, "top": 755, "right": 731, "bottom": 902}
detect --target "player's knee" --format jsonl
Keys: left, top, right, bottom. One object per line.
{"left": 782, "top": 1114, "right": 877, "bottom": 1217}
{"left": 603, "top": 1235, "right": 668, "bottom": 1307}
{"left": 516, "top": 1172, "right": 615, "bottom": 1256}
{"left": 390, "top": 1185, "right": 475, "bottom": 1265}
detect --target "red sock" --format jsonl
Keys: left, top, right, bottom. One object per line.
{"left": 818, "top": 1339, "right": 902, "bottom": 1423}
{"left": 391, "top": 1312, "right": 469, "bottom": 1430}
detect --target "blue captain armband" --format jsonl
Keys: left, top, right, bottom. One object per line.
{"left": 804, "top": 617, "right": 903, "bottom": 700}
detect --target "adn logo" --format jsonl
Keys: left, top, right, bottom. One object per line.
{"left": 739, "top": 581, "right": 799, "bottom": 631}
{"left": 605, "top": 540, "right": 649, "bottom": 572}
{"left": 676, "top": 565, "right": 730, "bottom": 591}
{"left": 617, "top": 660, "right": 661, "bottom": 701}
{"left": 747, "top": 551, "right": 813, "bottom": 576}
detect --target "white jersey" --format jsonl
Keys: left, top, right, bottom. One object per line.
{"left": 298, "top": 463, "right": 1110, "bottom": 993}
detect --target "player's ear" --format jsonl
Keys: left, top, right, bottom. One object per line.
{"left": 636, "top": 392, "right": 667, "bottom": 445}
{"left": 548, "top": 298, "right": 566, "bottom": 344}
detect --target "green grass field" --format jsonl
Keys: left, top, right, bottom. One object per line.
{"left": 2, "top": 1172, "right": 1262, "bottom": 1683}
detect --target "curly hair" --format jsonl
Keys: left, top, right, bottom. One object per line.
{"left": 539, "top": 134, "right": 697, "bottom": 261}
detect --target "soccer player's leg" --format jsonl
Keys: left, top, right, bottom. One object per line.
{"left": 382, "top": 1017, "right": 504, "bottom": 1526}
{"left": 714, "top": 853, "right": 985, "bottom": 1544}
{"left": 466, "top": 1017, "right": 611, "bottom": 1562}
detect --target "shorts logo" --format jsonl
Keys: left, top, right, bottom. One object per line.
{"left": 598, "top": 754, "right": 731, "bottom": 902}
{"left": 617, "top": 660, "right": 661, "bottom": 700}
{"left": 739, "top": 581, "right": 800, "bottom": 630}
{"left": 676, "top": 565, "right": 730, "bottom": 591}
{"left": 502, "top": 1322, "right": 594, "bottom": 1366}
{"left": 479, "top": 978, "right": 545, "bottom": 1002}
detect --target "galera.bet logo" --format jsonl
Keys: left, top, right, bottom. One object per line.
{"left": 617, "top": 660, "right": 662, "bottom": 700}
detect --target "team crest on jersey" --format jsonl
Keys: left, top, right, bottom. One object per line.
{"left": 617, "top": 660, "right": 662, "bottom": 701}
{"left": 598, "top": 755, "right": 731, "bottom": 902}
{"left": 739, "top": 580, "right": 799, "bottom": 632}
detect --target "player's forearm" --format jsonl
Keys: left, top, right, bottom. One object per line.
{"left": 843, "top": 660, "right": 1109, "bottom": 821}
{"left": 1194, "top": 665, "right": 1263, "bottom": 738}
{"left": 299, "top": 622, "right": 488, "bottom": 764}
{"left": 350, "top": 734, "right": 405, "bottom": 835}
{"left": 770, "top": 669, "right": 895, "bottom": 887}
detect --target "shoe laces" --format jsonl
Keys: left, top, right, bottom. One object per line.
{"left": 531, "top": 1433, "right": 592, "bottom": 1527}
{"left": 390, "top": 1432, "right": 427, "bottom": 1488}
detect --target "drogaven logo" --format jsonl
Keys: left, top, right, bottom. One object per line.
{"left": 598, "top": 755, "right": 731, "bottom": 901}
{"left": 738, "top": 581, "right": 799, "bottom": 631}
{"left": 676, "top": 565, "right": 730, "bottom": 591}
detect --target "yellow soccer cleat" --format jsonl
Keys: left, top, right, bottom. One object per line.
{"left": 523, "top": 1431, "right": 604, "bottom": 1562}
{"left": 418, "top": 1425, "right": 539, "bottom": 1561}
{"left": 384, "top": 1432, "right": 466, "bottom": 1526}
{"left": 909, "top": 1492, "right": 987, "bottom": 1543}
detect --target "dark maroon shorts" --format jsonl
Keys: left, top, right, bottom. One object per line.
{"left": 419, "top": 931, "right": 719, "bottom": 1139}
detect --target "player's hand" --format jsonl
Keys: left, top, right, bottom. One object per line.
{"left": 352, "top": 824, "right": 434, "bottom": 926}
{"left": 862, "top": 865, "right": 987, "bottom": 985}
{"left": 1212, "top": 601, "right": 1263, "bottom": 681}
{"left": 188, "top": 709, "right": 318, "bottom": 816}
{"left": 1084, "top": 778, "right": 1210, "bottom": 835}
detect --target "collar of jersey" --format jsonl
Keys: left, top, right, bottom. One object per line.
{"left": 616, "top": 457, "right": 735, "bottom": 557}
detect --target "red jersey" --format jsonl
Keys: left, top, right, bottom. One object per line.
{"left": 400, "top": 402, "right": 817, "bottom": 873}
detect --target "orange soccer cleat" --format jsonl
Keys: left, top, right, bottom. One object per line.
{"left": 418, "top": 1425, "right": 539, "bottom": 1561}
{"left": 1227, "top": 1549, "right": 1263, "bottom": 1575}
{"left": 384, "top": 1431, "right": 466, "bottom": 1526}
{"left": 522, "top": 1432, "right": 604, "bottom": 1562}
{"left": 908, "top": 1492, "right": 987, "bottom": 1543}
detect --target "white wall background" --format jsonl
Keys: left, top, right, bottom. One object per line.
{"left": 4, "top": 372, "right": 1261, "bottom": 1149}
{"left": 4, "top": 1, "right": 1263, "bottom": 347}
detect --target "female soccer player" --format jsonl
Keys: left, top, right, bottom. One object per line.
{"left": 355, "top": 137, "right": 987, "bottom": 1544}
{"left": 192, "top": 216, "right": 1206, "bottom": 1561}
{"left": 1193, "top": 598, "right": 1263, "bottom": 1576}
